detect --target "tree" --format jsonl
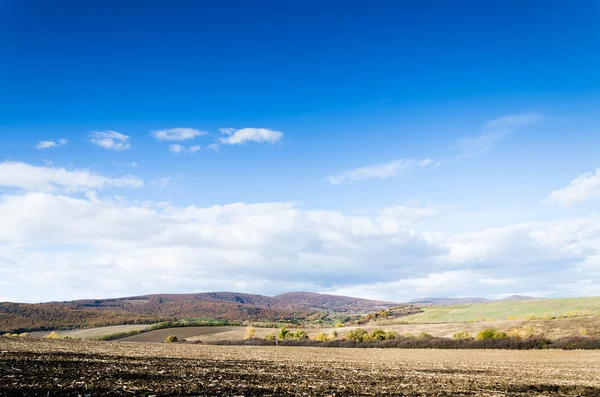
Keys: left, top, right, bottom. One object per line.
{"left": 277, "top": 327, "right": 289, "bottom": 340}
{"left": 244, "top": 327, "right": 256, "bottom": 339}
{"left": 315, "top": 332, "right": 329, "bottom": 341}
{"left": 345, "top": 328, "right": 367, "bottom": 342}
{"left": 165, "top": 335, "right": 178, "bottom": 343}
{"left": 290, "top": 330, "right": 309, "bottom": 340}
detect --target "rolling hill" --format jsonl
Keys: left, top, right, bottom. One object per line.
{"left": 1, "top": 291, "right": 403, "bottom": 333}
{"left": 397, "top": 297, "right": 600, "bottom": 324}
{"left": 408, "top": 295, "right": 536, "bottom": 306}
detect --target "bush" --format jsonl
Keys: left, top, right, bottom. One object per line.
{"left": 165, "top": 335, "right": 178, "bottom": 343}
{"left": 365, "top": 329, "right": 386, "bottom": 341}
{"left": 244, "top": 327, "right": 256, "bottom": 340}
{"left": 264, "top": 333, "right": 276, "bottom": 341}
{"left": 315, "top": 332, "right": 329, "bottom": 341}
{"left": 345, "top": 328, "right": 368, "bottom": 342}
{"left": 475, "top": 329, "right": 507, "bottom": 340}
{"left": 289, "top": 330, "right": 309, "bottom": 340}
{"left": 277, "top": 327, "right": 289, "bottom": 340}
{"left": 384, "top": 331, "right": 398, "bottom": 340}
{"left": 334, "top": 322, "right": 345, "bottom": 328}
{"left": 329, "top": 330, "right": 338, "bottom": 339}
{"left": 418, "top": 332, "right": 433, "bottom": 339}
{"left": 452, "top": 332, "right": 472, "bottom": 340}
{"left": 45, "top": 331, "right": 60, "bottom": 339}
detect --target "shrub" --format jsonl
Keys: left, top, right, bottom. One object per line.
{"left": 384, "top": 331, "right": 398, "bottom": 340}
{"left": 315, "top": 332, "right": 329, "bottom": 341}
{"left": 418, "top": 332, "right": 433, "bottom": 339}
{"left": 507, "top": 316, "right": 516, "bottom": 321}
{"left": 165, "top": 335, "right": 178, "bottom": 343}
{"left": 289, "top": 330, "right": 309, "bottom": 340}
{"left": 365, "top": 329, "right": 387, "bottom": 341}
{"left": 475, "top": 329, "right": 507, "bottom": 340}
{"left": 45, "top": 331, "right": 60, "bottom": 339}
{"left": 452, "top": 332, "right": 472, "bottom": 340}
{"left": 579, "top": 328, "right": 588, "bottom": 336}
{"left": 345, "top": 328, "right": 368, "bottom": 342}
{"left": 264, "top": 333, "right": 276, "bottom": 341}
{"left": 277, "top": 327, "right": 289, "bottom": 340}
{"left": 507, "top": 326, "right": 535, "bottom": 339}
{"left": 329, "top": 330, "right": 338, "bottom": 339}
{"left": 244, "top": 327, "right": 256, "bottom": 340}
{"left": 19, "top": 333, "right": 30, "bottom": 337}
{"left": 334, "top": 322, "right": 345, "bottom": 328}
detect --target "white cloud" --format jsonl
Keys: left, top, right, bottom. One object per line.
{"left": 457, "top": 113, "right": 542, "bottom": 159}
{"left": 218, "top": 128, "right": 283, "bottom": 145}
{"left": 168, "top": 144, "right": 200, "bottom": 154}
{"left": 112, "top": 161, "right": 138, "bottom": 167}
{"left": 169, "top": 144, "right": 184, "bottom": 153}
{"left": 0, "top": 161, "right": 144, "bottom": 192}
{"left": 207, "top": 143, "right": 220, "bottom": 151}
{"left": 36, "top": 139, "right": 68, "bottom": 149}
{"left": 151, "top": 128, "right": 206, "bottom": 141}
{"left": 327, "top": 159, "right": 435, "bottom": 185}
{"left": 2, "top": 162, "right": 600, "bottom": 302}
{"left": 544, "top": 169, "right": 600, "bottom": 207}
{"left": 90, "top": 130, "right": 131, "bottom": 151}
{"left": 482, "top": 113, "right": 543, "bottom": 130}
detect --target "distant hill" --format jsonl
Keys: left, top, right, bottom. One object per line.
{"left": 271, "top": 292, "right": 396, "bottom": 312}
{"left": 409, "top": 295, "right": 537, "bottom": 306}
{"left": 497, "top": 295, "right": 537, "bottom": 302}
{"left": 1, "top": 291, "right": 402, "bottom": 333}
{"left": 409, "top": 297, "right": 490, "bottom": 305}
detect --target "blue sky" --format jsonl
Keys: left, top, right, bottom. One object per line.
{"left": 1, "top": 1, "right": 599, "bottom": 302}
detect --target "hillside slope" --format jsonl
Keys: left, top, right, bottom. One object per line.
{"left": 397, "top": 297, "right": 600, "bottom": 323}
{"left": 1, "top": 291, "right": 403, "bottom": 333}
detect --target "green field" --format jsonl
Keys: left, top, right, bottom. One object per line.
{"left": 391, "top": 297, "right": 600, "bottom": 324}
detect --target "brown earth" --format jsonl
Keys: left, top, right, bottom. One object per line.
{"left": 1, "top": 337, "right": 600, "bottom": 396}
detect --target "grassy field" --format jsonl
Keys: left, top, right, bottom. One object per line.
{"left": 105, "top": 315, "right": 600, "bottom": 343}
{"left": 393, "top": 297, "right": 600, "bottom": 323}
{"left": 2, "top": 337, "right": 600, "bottom": 396}
{"left": 28, "top": 324, "right": 154, "bottom": 340}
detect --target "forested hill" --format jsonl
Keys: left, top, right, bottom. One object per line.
{"left": 1, "top": 291, "right": 402, "bottom": 333}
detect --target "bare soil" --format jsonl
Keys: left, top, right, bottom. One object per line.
{"left": 1, "top": 337, "right": 600, "bottom": 396}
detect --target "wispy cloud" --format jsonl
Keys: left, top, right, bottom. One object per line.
{"left": 90, "top": 131, "right": 131, "bottom": 151}
{"left": 151, "top": 128, "right": 206, "bottom": 141}
{"left": 112, "top": 161, "right": 138, "bottom": 167}
{"left": 218, "top": 128, "right": 283, "bottom": 145}
{"left": 0, "top": 161, "right": 143, "bottom": 192}
{"left": 544, "top": 168, "right": 600, "bottom": 207}
{"left": 327, "top": 158, "right": 435, "bottom": 185}
{"left": 457, "top": 113, "right": 542, "bottom": 159}
{"left": 169, "top": 144, "right": 200, "bottom": 154}
{"left": 36, "top": 139, "right": 69, "bottom": 149}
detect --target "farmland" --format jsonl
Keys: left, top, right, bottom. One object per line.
{"left": 395, "top": 297, "right": 600, "bottom": 324}
{"left": 2, "top": 337, "right": 600, "bottom": 396}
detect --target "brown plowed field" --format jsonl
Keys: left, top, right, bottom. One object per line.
{"left": 2, "top": 337, "right": 600, "bottom": 396}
